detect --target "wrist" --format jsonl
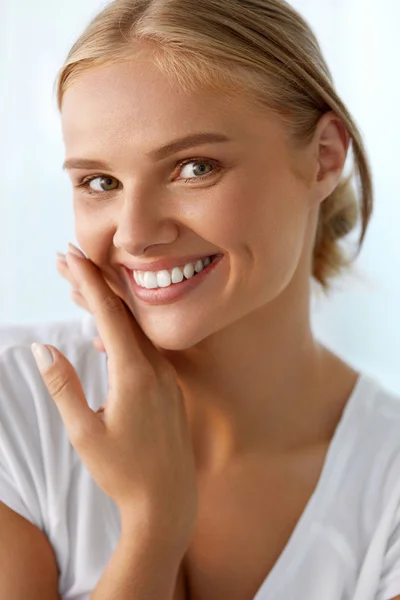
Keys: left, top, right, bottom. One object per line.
{"left": 119, "top": 506, "right": 187, "bottom": 560}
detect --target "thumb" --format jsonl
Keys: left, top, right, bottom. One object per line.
{"left": 31, "top": 342, "right": 103, "bottom": 446}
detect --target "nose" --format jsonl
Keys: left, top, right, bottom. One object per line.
{"left": 112, "top": 189, "right": 178, "bottom": 255}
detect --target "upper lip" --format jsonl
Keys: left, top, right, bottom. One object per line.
{"left": 121, "top": 253, "right": 221, "bottom": 273}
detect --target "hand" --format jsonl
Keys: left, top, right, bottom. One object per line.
{"left": 35, "top": 246, "right": 198, "bottom": 552}
{"left": 56, "top": 251, "right": 106, "bottom": 353}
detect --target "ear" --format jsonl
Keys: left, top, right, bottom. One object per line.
{"left": 312, "top": 111, "right": 350, "bottom": 203}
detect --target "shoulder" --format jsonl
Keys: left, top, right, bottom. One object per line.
{"left": 348, "top": 373, "right": 400, "bottom": 525}
{"left": 359, "top": 373, "right": 400, "bottom": 456}
{"left": 353, "top": 379, "right": 400, "bottom": 600}
{"left": 356, "top": 373, "right": 400, "bottom": 470}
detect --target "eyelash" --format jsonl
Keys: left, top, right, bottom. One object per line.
{"left": 75, "top": 158, "right": 221, "bottom": 196}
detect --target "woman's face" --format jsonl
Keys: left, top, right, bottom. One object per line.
{"left": 61, "top": 58, "right": 320, "bottom": 350}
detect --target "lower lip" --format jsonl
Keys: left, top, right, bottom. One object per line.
{"left": 125, "top": 254, "right": 224, "bottom": 305}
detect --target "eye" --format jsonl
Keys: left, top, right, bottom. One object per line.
{"left": 177, "top": 159, "right": 217, "bottom": 182}
{"left": 82, "top": 176, "right": 119, "bottom": 193}
{"left": 75, "top": 158, "right": 220, "bottom": 197}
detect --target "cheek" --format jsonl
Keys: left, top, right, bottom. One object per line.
{"left": 196, "top": 176, "right": 260, "bottom": 246}
{"left": 74, "top": 204, "right": 112, "bottom": 261}
{"left": 235, "top": 171, "right": 310, "bottom": 288}
{"left": 209, "top": 169, "right": 306, "bottom": 248}
{"left": 256, "top": 195, "right": 310, "bottom": 296}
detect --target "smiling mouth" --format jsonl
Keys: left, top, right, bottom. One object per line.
{"left": 126, "top": 253, "right": 225, "bottom": 306}
{"left": 132, "top": 254, "right": 221, "bottom": 290}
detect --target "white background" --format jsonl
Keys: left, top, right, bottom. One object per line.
{"left": 1, "top": 1, "right": 399, "bottom": 391}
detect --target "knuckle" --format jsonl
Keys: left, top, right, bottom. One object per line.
{"left": 97, "top": 294, "right": 126, "bottom": 317}
{"left": 46, "top": 370, "right": 71, "bottom": 399}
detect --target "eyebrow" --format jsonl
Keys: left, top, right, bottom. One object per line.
{"left": 62, "top": 132, "right": 231, "bottom": 171}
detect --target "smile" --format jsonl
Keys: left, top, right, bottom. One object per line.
{"left": 126, "top": 254, "right": 224, "bottom": 306}
{"left": 133, "top": 255, "right": 219, "bottom": 289}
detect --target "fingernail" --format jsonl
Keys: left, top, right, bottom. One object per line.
{"left": 68, "top": 243, "right": 86, "bottom": 259}
{"left": 56, "top": 252, "right": 67, "bottom": 262}
{"left": 31, "top": 343, "right": 54, "bottom": 373}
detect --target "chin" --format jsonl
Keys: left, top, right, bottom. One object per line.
{"left": 138, "top": 319, "right": 212, "bottom": 352}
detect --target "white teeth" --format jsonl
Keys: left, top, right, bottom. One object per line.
{"left": 143, "top": 272, "right": 158, "bottom": 289}
{"left": 157, "top": 270, "right": 171, "bottom": 288}
{"left": 194, "top": 260, "right": 204, "bottom": 274}
{"left": 134, "top": 256, "right": 215, "bottom": 290}
{"left": 171, "top": 267, "right": 184, "bottom": 284}
{"left": 183, "top": 263, "right": 195, "bottom": 279}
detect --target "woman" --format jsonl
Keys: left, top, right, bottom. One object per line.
{"left": 1, "top": 0, "right": 399, "bottom": 598}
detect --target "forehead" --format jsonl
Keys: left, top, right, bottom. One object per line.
{"left": 61, "top": 58, "right": 287, "bottom": 158}
{"left": 64, "top": 61, "right": 230, "bottom": 134}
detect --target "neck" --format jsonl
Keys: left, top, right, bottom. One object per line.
{"left": 162, "top": 272, "right": 354, "bottom": 475}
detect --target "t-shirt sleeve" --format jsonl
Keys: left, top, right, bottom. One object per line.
{"left": 0, "top": 324, "right": 107, "bottom": 539}
{"left": 0, "top": 453, "right": 35, "bottom": 522}
{"left": 0, "top": 343, "right": 49, "bottom": 531}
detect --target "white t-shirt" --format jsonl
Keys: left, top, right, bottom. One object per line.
{"left": 1, "top": 315, "right": 400, "bottom": 600}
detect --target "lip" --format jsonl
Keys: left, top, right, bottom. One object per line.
{"left": 124, "top": 254, "right": 224, "bottom": 305}
{"left": 122, "top": 253, "right": 221, "bottom": 273}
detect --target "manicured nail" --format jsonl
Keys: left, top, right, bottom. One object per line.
{"left": 68, "top": 243, "right": 86, "bottom": 259}
{"left": 31, "top": 343, "right": 54, "bottom": 373}
{"left": 57, "top": 252, "right": 67, "bottom": 262}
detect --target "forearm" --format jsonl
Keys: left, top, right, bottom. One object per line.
{"left": 90, "top": 521, "right": 184, "bottom": 600}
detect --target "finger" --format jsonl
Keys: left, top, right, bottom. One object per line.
{"left": 56, "top": 255, "right": 80, "bottom": 290}
{"left": 71, "top": 289, "right": 91, "bottom": 312}
{"left": 65, "top": 248, "right": 152, "bottom": 370}
{"left": 31, "top": 343, "right": 104, "bottom": 448}
{"left": 56, "top": 257, "right": 91, "bottom": 312}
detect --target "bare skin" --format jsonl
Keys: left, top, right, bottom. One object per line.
{"left": 59, "top": 51, "right": 360, "bottom": 598}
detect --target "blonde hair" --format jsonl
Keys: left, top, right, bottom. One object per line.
{"left": 54, "top": 0, "right": 373, "bottom": 295}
